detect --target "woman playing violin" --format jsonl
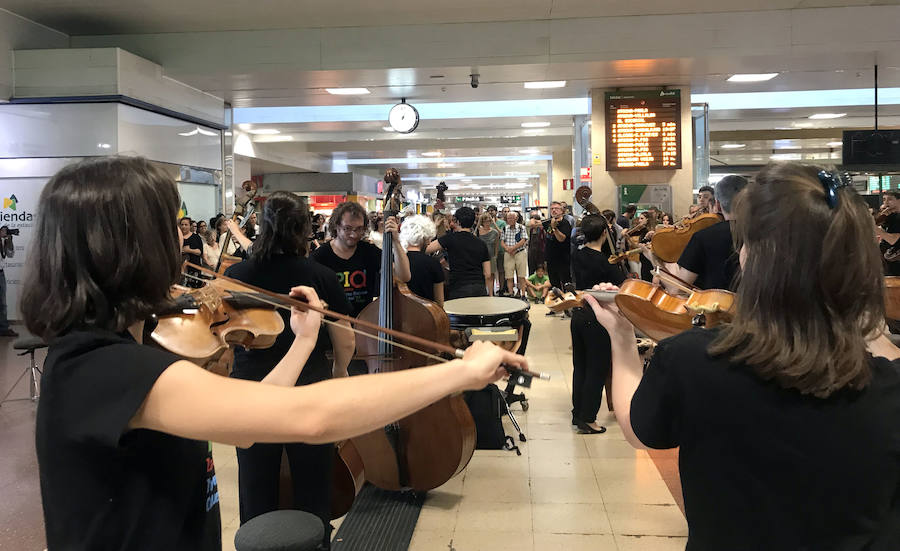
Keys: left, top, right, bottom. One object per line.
{"left": 585, "top": 162, "right": 900, "bottom": 549}
{"left": 569, "top": 215, "right": 626, "bottom": 434}
{"left": 22, "top": 157, "right": 526, "bottom": 551}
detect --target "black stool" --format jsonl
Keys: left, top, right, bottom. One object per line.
{"left": 234, "top": 510, "right": 325, "bottom": 551}
{"left": 1, "top": 335, "right": 47, "bottom": 406}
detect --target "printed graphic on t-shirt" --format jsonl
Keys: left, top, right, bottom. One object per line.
{"left": 337, "top": 268, "right": 369, "bottom": 306}
{"left": 205, "top": 442, "right": 219, "bottom": 513}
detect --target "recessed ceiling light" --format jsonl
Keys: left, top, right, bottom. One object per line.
{"left": 382, "top": 126, "right": 395, "bottom": 132}
{"left": 521, "top": 121, "right": 551, "bottom": 128}
{"left": 421, "top": 151, "right": 442, "bottom": 157}
{"left": 246, "top": 128, "right": 280, "bottom": 135}
{"left": 437, "top": 163, "right": 456, "bottom": 168}
{"left": 727, "top": 73, "right": 779, "bottom": 82}
{"left": 770, "top": 153, "right": 802, "bottom": 160}
{"left": 524, "top": 81, "right": 567, "bottom": 89}
{"left": 519, "top": 149, "right": 540, "bottom": 154}
{"left": 326, "top": 88, "right": 371, "bottom": 95}
{"left": 237, "top": 123, "right": 252, "bottom": 130}
{"left": 776, "top": 145, "right": 802, "bottom": 150}
{"left": 827, "top": 141, "right": 844, "bottom": 147}
{"left": 461, "top": 179, "right": 473, "bottom": 183}
{"left": 720, "top": 144, "right": 746, "bottom": 149}
{"left": 809, "top": 113, "right": 846, "bottom": 119}
{"left": 258, "top": 135, "right": 293, "bottom": 142}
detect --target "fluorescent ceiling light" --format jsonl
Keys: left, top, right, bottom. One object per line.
{"left": 256, "top": 135, "right": 293, "bottom": 142}
{"left": 519, "top": 149, "right": 540, "bottom": 154}
{"left": 237, "top": 123, "right": 252, "bottom": 130}
{"left": 437, "top": 163, "right": 456, "bottom": 168}
{"left": 409, "top": 174, "right": 540, "bottom": 182}
{"left": 326, "top": 88, "right": 371, "bottom": 95}
{"left": 808, "top": 113, "right": 846, "bottom": 119}
{"left": 827, "top": 141, "right": 844, "bottom": 147}
{"left": 235, "top": 98, "right": 590, "bottom": 124}
{"left": 346, "top": 155, "right": 551, "bottom": 165}
{"left": 382, "top": 126, "right": 395, "bottom": 132}
{"left": 522, "top": 122, "right": 551, "bottom": 128}
{"left": 246, "top": 128, "right": 280, "bottom": 135}
{"left": 97, "top": 143, "right": 111, "bottom": 149}
{"left": 178, "top": 127, "right": 218, "bottom": 137}
{"left": 727, "top": 73, "right": 779, "bottom": 83}
{"left": 461, "top": 179, "right": 473, "bottom": 183}
{"left": 719, "top": 144, "right": 746, "bottom": 149}
{"left": 421, "top": 151, "right": 442, "bottom": 157}
{"left": 770, "top": 153, "right": 802, "bottom": 161}
{"left": 692, "top": 88, "right": 900, "bottom": 111}
{"left": 524, "top": 81, "right": 566, "bottom": 89}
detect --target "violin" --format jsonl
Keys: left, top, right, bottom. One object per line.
{"left": 544, "top": 287, "right": 619, "bottom": 313}
{"left": 149, "top": 277, "right": 285, "bottom": 368}
{"left": 649, "top": 213, "right": 721, "bottom": 263}
{"left": 885, "top": 277, "right": 900, "bottom": 320}
{"left": 614, "top": 267, "right": 735, "bottom": 341}
{"left": 875, "top": 204, "right": 896, "bottom": 226}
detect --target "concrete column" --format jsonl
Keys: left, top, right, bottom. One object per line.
{"left": 551, "top": 149, "right": 574, "bottom": 207}
{"left": 590, "top": 87, "right": 694, "bottom": 217}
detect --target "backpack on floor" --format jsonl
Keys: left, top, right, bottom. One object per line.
{"left": 463, "top": 384, "right": 508, "bottom": 450}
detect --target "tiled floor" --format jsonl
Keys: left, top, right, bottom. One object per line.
{"left": 1, "top": 303, "right": 688, "bottom": 551}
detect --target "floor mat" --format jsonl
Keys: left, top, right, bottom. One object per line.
{"left": 332, "top": 484, "right": 426, "bottom": 551}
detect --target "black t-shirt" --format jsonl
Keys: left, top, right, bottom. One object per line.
{"left": 545, "top": 218, "right": 572, "bottom": 262}
{"left": 182, "top": 233, "right": 204, "bottom": 267}
{"left": 572, "top": 246, "right": 626, "bottom": 290}
{"left": 406, "top": 250, "right": 445, "bottom": 302}
{"left": 311, "top": 240, "right": 383, "bottom": 316}
{"left": 881, "top": 213, "right": 900, "bottom": 276}
{"left": 37, "top": 330, "right": 221, "bottom": 551}
{"left": 225, "top": 254, "right": 352, "bottom": 383}
{"left": 437, "top": 230, "right": 490, "bottom": 289}
{"left": 632, "top": 327, "right": 900, "bottom": 550}
{"left": 677, "top": 220, "right": 738, "bottom": 290}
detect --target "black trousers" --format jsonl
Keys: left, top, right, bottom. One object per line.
{"left": 570, "top": 309, "right": 612, "bottom": 424}
{"left": 236, "top": 441, "right": 333, "bottom": 545}
{"left": 447, "top": 281, "right": 488, "bottom": 300}
{"left": 547, "top": 257, "right": 571, "bottom": 290}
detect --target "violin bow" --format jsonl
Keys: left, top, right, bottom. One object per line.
{"left": 183, "top": 263, "right": 549, "bottom": 385}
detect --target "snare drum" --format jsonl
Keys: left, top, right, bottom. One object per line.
{"left": 443, "top": 297, "right": 531, "bottom": 352}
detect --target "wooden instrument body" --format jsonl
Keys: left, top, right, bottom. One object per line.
{"left": 352, "top": 283, "right": 476, "bottom": 491}
{"left": 614, "top": 279, "right": 735, "bottom": 341}
{"left": 885, "top": 277, "right": 900, "bottom": 320}
{"left": 330, "top": 439, "right": 366, "bottom": 519}
{"left": 650, "top": 213, "right": 721, "bottom": 263}
{"left": 151, "top": 281, "right": 284, "bottom": 365}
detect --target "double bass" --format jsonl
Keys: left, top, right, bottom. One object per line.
{"left": 351, "top": 168, "right": 476, "bottom": 491}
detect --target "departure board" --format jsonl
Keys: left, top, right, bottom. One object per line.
{"left": 605, "top": 90, "right": 681, "bottom": 171}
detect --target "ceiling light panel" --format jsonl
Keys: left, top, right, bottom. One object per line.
{"left": 521, "top": 122, "right": 551, "bottom": 128}
{"left": 727, "top": 73, "right": 779, "bottom": 82}
{"left": 808, "top": 113, "right": 847, "bottom": 119}
{"left": 246, "top": 128, "right": 280, "bottom": 135}
{"left": 326, "top": 88, "right": 371, "bottom": 95}
{"left": 524, "top": 81, "right": 567, "bottom": 89}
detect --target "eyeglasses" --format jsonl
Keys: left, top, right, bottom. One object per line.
{"left": 339, "top": 225, "right": 366, "bottom": 235}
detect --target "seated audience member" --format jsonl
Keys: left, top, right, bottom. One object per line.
{"left": 524, "top": 264, "right": 550, "bottom": 303}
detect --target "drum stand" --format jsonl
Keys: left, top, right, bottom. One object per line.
{"left": 504, "top": 318, "right": 532, "bottom": 412}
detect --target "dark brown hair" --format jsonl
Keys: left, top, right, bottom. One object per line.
{"left": 21, "top": 157, "right": 182, "bottom": 340}
{"left": 250, "top": 191, "right": 310, "bottom": 261}
{"left": 327, "top": 201, "right": 368, "bottom": 239}
{"left": 709, "top": 162, "right": 882, "bottom": 397}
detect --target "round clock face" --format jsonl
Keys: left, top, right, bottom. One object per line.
{"left": 389, "top": 102, "right": 419, "bottom": 134}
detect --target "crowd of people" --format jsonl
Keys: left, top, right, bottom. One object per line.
{"left": 19, "top": 156, "right": 900, "bottom": 550}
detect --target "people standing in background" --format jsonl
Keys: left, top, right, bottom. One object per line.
{"left": 426, "top": 207, "right": 492, "bottom": 299}
{"left": 495, "top": 206, "right": 509, "bottom": 294}
{"left": 875, "top": 191, "right": 900, "bottom": 277}
{"left": 696, "top": 185, "right": 715, "bottom": 214}
{"left": 601, "top": 209, "right": 624, "bottom": 245}
{"left": 179, "top": 217, "right": 204, "bottom": 287}
{"left": 224, "top": 192, "right": 355, "bottom": 548}
{"left": 201, "top": 230, "right": 221, "bottom": 269}
{"left": 0, "top": 226, "right": 17, "bottom": 337}
{"left": 400, "top": 215, "right": 445, "bottom": 307}
{"left": 244, "top": 212, "right": 259, "bottom": 241}
{"left": 196, "top": 220, "right": 208, "bottom": 237}
{"left": 527, "top": 211, "right": 546, "bottom": 275}
{"left": 545, "top": 201, "right": 573, "bottom": 310}
{"left": 476, "top": 213, "right": 500, "bottom": 295}
{"left": 190, "top": 220, "right": 198, "bottom": 234}
{"left": 617, "top": 204, "right": 637, "bottom": 230}
{"left": 524, "top": 264, "right": 551, "bottom": 303}
{"left": 501, "top": 211, "right": 528, "bottom": 297}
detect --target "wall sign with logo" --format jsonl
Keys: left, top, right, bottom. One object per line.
{"left": 0, "top": 179, "right": 43, "bottom": 318}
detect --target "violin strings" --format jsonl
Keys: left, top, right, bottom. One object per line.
{"left": 178, "top": 271, "right": 451, "bottom": 365}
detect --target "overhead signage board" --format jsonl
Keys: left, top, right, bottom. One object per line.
{"left": 605, "top": 90, "right": 681, "bottom": 171}
{"left": 500, "top": 195, "right": 521, "bottom": 204}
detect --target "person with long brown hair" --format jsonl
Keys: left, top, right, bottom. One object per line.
{"left": 585, "top": 162, "right": 900, "bottom": 549}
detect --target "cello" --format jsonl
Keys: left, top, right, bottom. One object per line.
{"left": 214, "top": 179, "right": 259, "bottom": 273}
{"left": 351, "top": 168, "right": 477, "bottom": 491}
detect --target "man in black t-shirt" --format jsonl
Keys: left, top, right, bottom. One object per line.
{"left": 311, "top": 201, "right": 411, "bottom": 316}
{"left": 875, "top": 192, "right": 900, "bottom": 276}
{"left": 669, "top": 175, "right": 748, "bottom": 291}
{"left": 545, "top": 201, "right": 572, "bottom": 290}
{"left": 426, "top": 206, "right": 491, "bottom": 300}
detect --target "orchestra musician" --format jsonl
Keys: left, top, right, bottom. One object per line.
{"left": 22, "top": 156, "right": 525, "bottom": 550}
{"left": 874, "top": 191, "right": 900, "bottom": 276}
{"left": 584, "top": 162, "right": 900, "bottom": 549}
{"left": 696, "top": 185, "right": 715, "bottom": 215}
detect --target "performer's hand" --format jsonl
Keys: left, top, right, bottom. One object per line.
{"left": 584, "top": 287, "right": 634, "bottom": 343}
{"left": 384, "top": 216, "right": 399, "bottom": 235}
{"left": 460, "top": 340, "right": 528, "bottom": 390}
{"left": 288, "top": 286, "right": 324, "bottom": 340}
